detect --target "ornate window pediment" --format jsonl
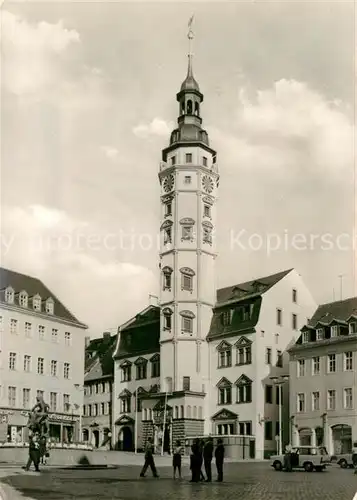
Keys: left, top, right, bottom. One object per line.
{"left": 202, "top": 220, "right": 213, "bottom": 229}
{"left": 134, "top": 357, "right": 148, "bottom": 366}
{"left": 202, "top": 195, "right": 214, "bottom": 205}
{"left": 118, "top": 389, "right": 132, "bottom": 398}
{"left": 179, "top": 217, "right": 195, "bottom": 226}
{"left": 160, "top": 220, "right": 173, "bottom": 230}
{"left": 161, "top": 194, "right": 174, "bottom": 203}
{"left": 120, "top": 359, "right": 132, "bottom": 368}
{"left": 150, "top": 353, "right": 160, "bottom": 362}
{"left": 211, "top": 408, "right": 238, "bottom": 421}
{"left": 235, "top": 374, "right": 252, "bottom": 386}
{"left": 162, "top": 307, "right": 173, "bottom": 316}
{"left": 162, "top": 266, "right": 173, "bottom": 274}
{"left": 180, "top": 267, "right": 195, "bottom": 277}
{"left": 234, "top": 336, "right": 252, "bottom": 347}
{"left": 149, "top": 384, "right": 159, "bottom": 393}
{"left": 133, "top": 386, "right": 148, "bottom": 396}
{"left": 180, "top": 310, "right": 195, "bottom": 319}
{"left": 216, "top": 340, "right": 232, "bottom": 351}
{"left": 216, "top": 377, "right": 232, "bottom": 388}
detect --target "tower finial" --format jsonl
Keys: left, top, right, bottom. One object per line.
{"left": 187, "top": 15, "right": 194, "bottom": 76}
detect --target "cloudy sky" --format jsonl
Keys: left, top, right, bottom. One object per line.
{"left": 1, "top": 1, "right": 355, "bottom": 336}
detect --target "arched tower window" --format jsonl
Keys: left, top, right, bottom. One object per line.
{"left": 187, "top": 99, "right": 193, "bottom": 114}
{"left": 162, "top": 266, "right": 173, "bottom": 291}
{"left": 195, "top": 101, "right": 199, "bottom": 116}
{"left": 162, "top": 307, "right": 173, "bottom": 331}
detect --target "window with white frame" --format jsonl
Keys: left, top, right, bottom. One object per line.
{"left": 24, "top": 355, "right": 31, "bottom": 372}
{"left": 236, "top": 377, "right": 252, "bottom": 404}
{"left": 344, "top": 388, "right": 353, "bottom": 409}
{"left": 331, "top": 325, "right": 339, "bottom": 338}
{"left": 297, "top": 359, "right": 305, "bottom": 377}
{"left": 51, "top": 329, "right": 58, "bottom": 342}
{"left": 64, "top": 362, "right": 70, "bottom": 379}
{"left": 217, "top": 344, "right": 232, "bottom": 368}
{"left": 218, "top": 381, "right": 232, "bottom": 405}
{"left": 221, "top": 309, "right": 233, "bottom": 326}
{"left": 302, "top": 331, "right": 309, "bottom": 343}
{"left": 181, "top": 311, "right": 194, "bottom": 333}
{"left": 135, "top": 360, "right": 147, "bottom": 380}
{"left": 292, "top": 313, "right": 298, "bottom": 330}
{"left": 185, "top": 153, "right": 192, "bottom": 163}
{"left": 312, "top": 391, "right": 320, "bottom": 411}
{"left": 63, "top": 394, "right": 70, "bottom": 412}
{"left": 202, "top": 222, "right": 213, "bottom": 244}
{"left": 162, "top": 267, "right": 173, "bottom": 291}
{"left": 344, "top": 351, "right": 353, "bottom": 371}
{"left": 312, "top": 356, "right": 320, "bottom": 375}
{"left": 327, "top": 390, "right": 336, "bottom": 410}
{"left": 238, "top": 421, "right": 252, "bottom": 436}
{"left": 50, "top": 392, "right": 57, "bottom": 411}
{"left": 25, "top": 322, "right": 32, "bottom": 337}
{"left": 120, "top": 395, "right": 131, "bottom": 413}
{"left": 164, "top": 226, "right": 172, "bottom": 245}
{"left": 23, "top": 388, "right": 31, "bottom": 408}
{"left": 38, "top": 325, "right": 45, "bottom": 340}
{"left": 37, "top": 357, "right": 44, "bottom": 375}
{"left": 328, "top": 354, "right": 336, "bottom": 373}
{"left": 65, "top": 332, "right": 71, "bottom": 345}
{"left": 46, "top": 298, "right": 54, "bottom": 314}
{"left": 50, "top": 360, "right": 57, "bottom": 377}
{"left": 33, "top": 295, "right": 41, "bottom": 311}
{"left": 19, "top": 292, "right": 28, "bottom": 307}
{"left": 297, "top": 393, "right": 305, "bottom": 412}
{"left": 10, "top": 319, "right": 18, "bottom": 334}
{"left": 180, "top": 268, "right": 194, "bottom": 291}
{"left": 9, "top": 352, "right": 16, "bottom": 371}
{"left": 349, "top": 322, "right": 357, "bottom": 334}
{"left": 236, "top": 344, "right": 252, "bottom": 365}
{"left": 316, "top": 328, "right": 324, "bottom": 340}
{"left": 184, "top": 175, "right": 192, "bottom": 184}
{"left": 5, "top": 287, "right": 14, "bottom": 303}
{"left": 8, "top": 386, "right": 16, "bottom": 407}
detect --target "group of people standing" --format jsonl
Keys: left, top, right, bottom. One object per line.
{"left": 139, "top": 436, "right": 225, "bottom": 482}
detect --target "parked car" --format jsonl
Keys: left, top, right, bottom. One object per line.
{"left": 271, "top": 446, "right": 331, "bottom": 472}
{"left": 334, "top": 454, "right": 354, "bottom": 468}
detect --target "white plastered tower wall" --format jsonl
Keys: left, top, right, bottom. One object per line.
{"left": 158, "top": 49, "right": 219, "bottom": 405}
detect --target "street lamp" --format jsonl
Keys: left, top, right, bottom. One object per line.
{"left": 270, "top": 375, "right": 289, "bottom": 455}
{"left": 74, "top": 384, "right": 84, "bottom": 442}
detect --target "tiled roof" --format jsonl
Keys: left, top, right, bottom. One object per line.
{"left": 216, "top": 269, "right": 293, "bottom": 305}
{"left": 113, "top": 306, "right": 160, "bottom": 360}
{"left": 84, "top": 334, "right": 117, "bottom": 382}
{"left": 0, "top": 267, "right": 86, "bottom": 327}
{"left": 307, "top": 297, "right": 357, "bottom": 327}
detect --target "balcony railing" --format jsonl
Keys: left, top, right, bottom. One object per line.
{"left": 159, "top": 161, "right": 219, "bottom": 173}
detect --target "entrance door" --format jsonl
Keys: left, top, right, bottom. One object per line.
{"left": 163, "top": 425, "right": 170, "bottom": 454}
{"left": 93, "top": 430, "right": 100, "bottom": 448}
{"left": 121, "top": 427, "right": 133, "bottom": 451}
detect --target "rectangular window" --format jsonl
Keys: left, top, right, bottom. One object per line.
{"left": 184, "top": 175, "right": 191, "bottom": 184}
{"left": 266, "top": 348, "right": 272, "bottom": 365}
{"left": 37, "top": 357, "right": 44, "bottom": 375}
{"left": 25, "top": 322, "right": 32, "bottom": 337}
{"left": 164, "top": 227, "right": 172, "bottom": 245}
{"left": 203, "top": 204, "right": 211, "bottom": 218}
{"left": 344, "top": 388, "right": 353, "bottom": 409}
{"left": 64, "top": 362, "right": 70, "bottom": 379}
{"left": 165, "top": 202, "right": 172, "bottom": 217}
{"left": 136, "top": 364, "right": 147, "bottom": 380}
{"left": 297, "top": 359, "right": 305, "bottom": 377}
{"left": 10, "top": 319, "right": 18, "bottom": 334}
{"left": 265, "top": 385, "right": 273, "bottom": 404}
{"left": 65, "top": 332, "right": 71, "bottom": 345}
{"left": 344, "top": 352, "right": 353, "bottom": 371}
{"left": 185, "top": 153, "right": 192, "bottom": 163}
{"left": 218, "top": 386, "right": 232, "bottom": 405}
{"left": 349, "top": 322, "right": 357, "bottom": 334}
{"left": 163, "top": 314, "right": 171, "bottom": 330}
{"left": 8, "top": 386, "right": 16, "bottom": 407}
{"left": 51, "top": 360, "right": 57, "bottom": 377}
{"left": 50, "top": 392, "right": 57, "bottom": 411}
{"left": 327, "top": 390, "right": 336, "bottom": 410}
{"left": 276, "top": 308, "right": 282, "bottom": 326}
{"left": 9, "top": 352, "right": 16, "bottom": 371}
{"left": 183, "top": 376, "right": 191, "bottom": 391}
{"left": 120, "top": 398, "right": 131, "bottom": 413}
{"left": 202, "top": 156, "right": 207, "bottom": 167}
{"left": 331, "top": 325, "right": 339, "bottom": 337}
{"left": 23, "top": 388, "right": 31, "bottom": 409}
{"left": 292, "top": 313, "right": 298, "bottom": 330}
{"left": 163, "top": 272, "right": 171, "bottom": 290}
{"left": 302, "top": 331, "right": 309, "bottom": 343}
{"left": 100, "top": 402, "right": 105, "bottom": 415}
{"left": 221, "top": 310, "right": 233, "bottom": 326}
{"left": 236, "top": 383, "right": 252, "bottom": 404}
{"left": 312, "top": 356, "right": 320, "bottom": 375}
{"left": 276, "top": 350, "right": 283, "bottom": 367}
{"left": 237, "top": 346, "right": 251, "bottom": 365}
{"left": 218, "top": 349, "right": 232, "bottom": 368}
{"left": 24, "top": 355, "right": 31, "bottom": 372}
{"left": 181, "top": 225, "right": 193, "bottom": 241}
{"left": 328, "top": 354, "right": 336, "bottom": 373}
{"left": 63, "top": 394, "right": 70, "bottom": 412}
{"left": 316, "top": 328, "right": 324, "bottom": 340}
{"left": 38, "top": 325, "right": 45, "bottom": 340}
{"left": 182, "top": 317, "right": 193, "bottom": 333}
{"left": 297, "top": 393, "right": 305, "bottom": 412}
{"left": 312, "top": 391, "right": 320, "bottom": 411}
{"left": 151, "top": 360, "right": 160, "bottom": 378}
{"left": 292, "top": 288, "right": 297, "bottom": 303}
{"left": 181, "top": 273, "right": 193, "bottom": 291}
{"left": 37, "top": 390, "right": 44, "bottom": 399}
{"left": 264, "top": 421, "right": 273, "bottom": 440}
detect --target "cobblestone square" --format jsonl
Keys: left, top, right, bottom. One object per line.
{"left": 1, "top": 463, "right": 356, "bottom": 500}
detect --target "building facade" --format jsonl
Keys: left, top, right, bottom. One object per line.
{"left": 0, "top": 268, "right": 87, "bottom": 443}
{"left": 82, "top": 332, "right": 116, "bottom": 447}
{"left": 289, "top": 297, "right": 357, "bottom": 455}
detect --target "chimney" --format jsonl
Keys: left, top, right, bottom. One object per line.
{"left": 103, "top": 331, "right": 111, "bottom": 340}
{"left": 85, "top": 336, "right": 91, "bottom": 348}
{"left": 149, "top": 294, "right": 159, "bottom": 306}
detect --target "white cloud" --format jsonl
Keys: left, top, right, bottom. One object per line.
{"left": 1, "top": 205, "right": 157, "bottom": 335}
{"left": 101, "top": 146, "right": 119, "bottom": 159}
{"left": 2, "top": 10, "right": 80, "bottom": 95}
{"left": 133, "top": 118, "right": 173, "bottom": 139}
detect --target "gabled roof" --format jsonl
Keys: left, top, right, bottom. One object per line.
{"left": 306, "top": 297, "right": 357, "bottom": 329}
{"left": 211, "top": 408, "right": 238, "bottom": 421}
{"left": 113, "top": 305, "right": 160, "bottom": 360}
{"left": 0, "top": 267, "right": 86, "bottom": 327}
{"left": 84, "top": 334, "right": 117, "bottom": 382}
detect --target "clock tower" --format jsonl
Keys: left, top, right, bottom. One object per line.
{"left": 158, "top": 26, "right": 219, "bottom": 414}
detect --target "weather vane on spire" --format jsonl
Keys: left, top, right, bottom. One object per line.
{"left": 187, "top": 15, "right": 194, "bottom": 58}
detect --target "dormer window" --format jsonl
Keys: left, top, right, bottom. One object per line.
{"left": 46, "top": 298, "right": 54, "bottom": 314}
{"left": 5, "top": 287, "right": 14, "bottom": 304}
{"left": 33, "top": 294, "right": 41, "bottom": 311}
{"left": 302, "top": 331, "right": 309, "bottom": 343}
{"left": 316, "top": 328, "right": 324, "bottom": 340}
{"left": 221, "top": 309, "right": 233, "bottom": 326}
{"left": 19, "top": 291, "right": 28, "bottom": 308}
{"left": 349, "top": 322, "right": 357, "bottom": 334}
{"left": 331, "top": 325, "right": 339, "bottom": 337}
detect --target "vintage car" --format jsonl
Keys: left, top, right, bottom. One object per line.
{"left": 333, "top": 453, "right": 354, "bottom": 468}
{"left": 271, "top": 446, "right": 331, "bottom": 472}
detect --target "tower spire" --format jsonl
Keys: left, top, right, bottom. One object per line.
{"left": 187, "top": 15, "right": 194, "bottom": 77}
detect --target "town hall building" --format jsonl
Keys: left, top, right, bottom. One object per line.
{"left": 112, "top": 35, "right": 316, "bottom": 459}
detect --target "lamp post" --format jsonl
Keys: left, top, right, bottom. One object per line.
{"left": 270, "top": 375, "right": 289, "bottom": 455}
{"left": 74, "top": 384, "right": 84, "bottom": 442}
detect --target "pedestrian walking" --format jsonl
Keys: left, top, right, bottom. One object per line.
{"left": 352, "top": 441, "right": 357, "bottom": 474}
{"left": 215, "top": 438, "right": 225, "bottom": 482}
{"left": 140, "top": 438, "right": 159, "bottom": 478}
{"left": 23, "top": 432, "right": 41, "bottom": 472}
{"left": 172, "top": 440, "right": 183, "bottom": 479}
{"left": 199, "top": 439, "right": 205, "bottom": 481}
{"left": 203, "top": 437, "right": 214, "bottom": 482}
{"left": 283, "top": 444, "right": 292, "bottom": 472}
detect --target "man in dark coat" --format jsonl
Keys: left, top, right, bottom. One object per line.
{"left": 140, "top": 438, "right": 159, "bottom": 478}
{"left": 190, "top": 438, "right": 201, "bottom": 482}
{"left": 215, "top": 438, "right": 225, "bottom": 482}
{"left": 23, "top": 432, "right": 41, "bottom": 472}
{"left": 203, "top": 437, "right": 214, "bottom": 482}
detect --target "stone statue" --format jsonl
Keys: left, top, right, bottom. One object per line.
{"left": 28, "top": 395, "right": 50, "bottom": 436}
